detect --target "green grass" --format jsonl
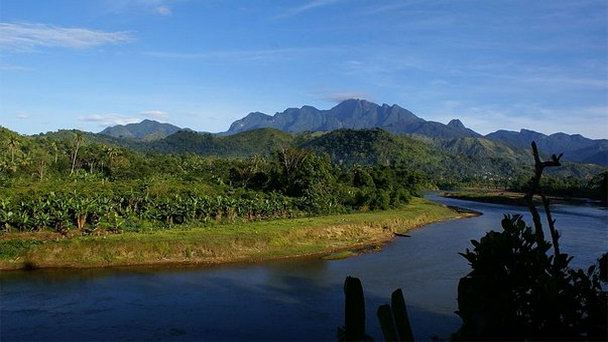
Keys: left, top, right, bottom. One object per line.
{"left": 442, "top": 189, "right": 589, "bottom": 206}
{"left": 0, "top": 198, "right": 466, "bottom": 270}
{"left": 444, "top": 190, "right": 529, "bottom": 206}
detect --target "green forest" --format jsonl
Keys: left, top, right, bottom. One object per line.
{"left": 0, "top": 126, "right": 605, "bottom": 235}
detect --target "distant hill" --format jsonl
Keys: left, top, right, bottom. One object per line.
{"left": 437, "top": 136, "right": 530, "bottom": 164}
{"left": 100, "top": 120, "right": 183, "bottom": 141}
{"left": 485, "top": 129, "right": 608, "bottom": 166}
{"left": 300, "top": 128, "right": 436, "bottom": 166}
{"left": 2, "top": 125, "right": 604, "bottom": 183}
{"left": 225, "top": 99, "right": 480, "bottom": 139}
{"left": 144, "top": 128, "right": 294, "bottom": 156}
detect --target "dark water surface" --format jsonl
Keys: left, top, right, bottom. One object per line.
{"left": 2, "top": 195, "right": 606, "bottom": 341}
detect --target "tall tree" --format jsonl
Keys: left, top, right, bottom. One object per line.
{"left": 106, "top": 146, "right": 119, "bottom": 169}
{"left": 51, "top": 141, "right": 59, "bottom": 164}
{"left": 7, "top": 137, "right": 19, "bottom": 165}
{"left": 70, "top": 132, "right": 83, "bottom": 175}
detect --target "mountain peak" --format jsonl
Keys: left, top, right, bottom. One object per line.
{"left": 519, "top": 128, "right": 544, "bottom": 136}
{"left": 332, "top": 98, "right": 375, "bottom": 110}
{"left": 447, "top": 119, "right": 466, "bottom": 129}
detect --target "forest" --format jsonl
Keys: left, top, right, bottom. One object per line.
{"left": 0, "top": 126, "right": 605, "bottom": 235}
{"left": 0, "top": 127, "right": 426, "bottom": 234}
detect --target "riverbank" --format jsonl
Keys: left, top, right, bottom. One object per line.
{"left": 0, "top": 198, "right": 475, "bottom": 271}
{"left": 442, "top": 189, "right": 603, "bottom": 207}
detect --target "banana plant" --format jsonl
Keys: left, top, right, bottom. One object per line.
{"left": 0, "top": 198, "right": 14, "bottom": 231}
{"left": 71, "top": 194, "right": 95, "bottom": 232}
{"left": 51, "top": 195, "right": 72, "bottom": 234}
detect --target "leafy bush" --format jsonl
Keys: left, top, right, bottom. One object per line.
{"left": 455, "top": 142, "right": 607, "bottom": 340}
{"left": 455, "top": 215, "right": 607, "bottom": 340}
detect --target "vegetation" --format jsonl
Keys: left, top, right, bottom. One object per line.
{"left": 455, "top": 215, "right": 607, "bottom": 340}
{"left": 0, "top": 198, "right": 462, "bottom": 269}
{"left": 455, "top": 142, "right": 607, "bottom": 340}
{"left": 0, "top": 125, "right": 476, "bottom": 269}
{"left": 1, "top": 126, "right": 435, "bottom": 235}
{"left": 446, "top": 171, "right": 608, "bottom": 206}
{"left": 0, "top": 123, "right": 604, "bottom": 273}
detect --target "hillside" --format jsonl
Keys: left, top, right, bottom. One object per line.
{"left": 437, "top": 136, "right": 530, "bottom": 164}
{"left": 144, "top": 128, "right": 294, "bottom": 156}
{"left": 2, "top": 124, "right": 604, "bottom": 188}
{"left": 486, "top": 129, "right": 608, "bottom": 166}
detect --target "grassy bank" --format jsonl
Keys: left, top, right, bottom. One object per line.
{"left": 0, "top": 198, "right": 470, "bottom": 270}
{"left": 443, "top": 189, "right": 601, "bottom": 207}
{"left": 443, "top": 190, "right": 530, "bottom": 206}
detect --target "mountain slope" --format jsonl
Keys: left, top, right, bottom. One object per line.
{"left": 100, "top": 120, "right": 183, "bottom": 141}
{"left": 486, "top": 129, "right": 608, "bottom": 166}
{"left": 438, "top": 136, "right": 530, "bottom": 164}
{"left": 225, "top": 99, "right": 480, "bottom": 139}
{"left": 144, "top": 128, "right": 294, "bottom": 156}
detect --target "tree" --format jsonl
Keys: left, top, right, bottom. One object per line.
{"left": 102, "top": 146, "right": 120, "bottom": 171}
{"left": 51, "top": 141, "right": 59, "bottom": 164}
{"left": 33, "top": 150, "right": 51, "bottom": 181}
{"left": 7, "top": 137, "right": 19, "bottom": 166}
{"left": 70, "top": 132, "right": 84, "bottom": 175}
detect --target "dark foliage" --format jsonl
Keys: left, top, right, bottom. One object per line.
{"left": 455, "top": 215, "right": 607, "bottom": 340}
{"left": 455, "top": 142, "right": 608, "bottom": 340}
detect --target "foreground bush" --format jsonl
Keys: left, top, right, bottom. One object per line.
{"left": 455, "top": 142, "right": 607, "bottom": 340}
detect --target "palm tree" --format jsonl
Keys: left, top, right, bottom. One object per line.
{"left": 7, "top": 137, "right": 19, "bottom": 165}
{"left": 51, "top": 141, "right": 59, "bottom": 164}
{"left": 70, "top": 132, "right": 83, "bottom": 175}
{"left": 106, "top": 146, "right": 119, "bottom": 169}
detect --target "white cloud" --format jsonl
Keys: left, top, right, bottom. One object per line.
{"left": 315, "top": 90, "right": 372, "bottom": 103}
{"left": 145, "top": 46, "right": 338, "bottom": 62}
{"left": 0, "top": 62, "right": 30, "bottom": 71}
{"left": 78, "top": 111, "right": 170, "bottom": 127}
{"left": 78, "top": 114, "right": 140, "bottom": 127}
{"left": 141, "top": 110, "right": 168, "bottom": 120}
{"left": 0, "top": 23, "right": 133, "bottom": 51}
{"left": 156, "top": 5, "right": 172, "bottom": 15}
{"left": 277, "top": 0, "right": 347, "bottom": 18}
{"left": 102, "top": 0, "right": 177, "bottom": 16}
{"left": 16, "top": 113, "right": 29, "bottom": 119}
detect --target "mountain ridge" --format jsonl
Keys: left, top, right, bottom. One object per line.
{"left": 96, "top": 99, "right": 607, "bottom": 166}
{"left": 225, "top": 99, "right": 480, "bottom": 139}
{"left": 486, "top": 128, "right": 608, "bottom": 166}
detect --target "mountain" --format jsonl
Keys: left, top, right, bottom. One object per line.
{"left": 486, "top": 129, "right": 608, "bottom": 166}
{"left": 100, "top": 120, "right": 183, "bottom": 141}
{"left": 225, "top": 99, "right": 480, "bottom": 139}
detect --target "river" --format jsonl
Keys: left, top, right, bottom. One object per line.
{"left": 1, "top": 195, "right": 606, "bottom": 341}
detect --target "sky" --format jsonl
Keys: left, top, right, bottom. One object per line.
{"left": 0, "top": 0, "right": 607, "bottom": 138}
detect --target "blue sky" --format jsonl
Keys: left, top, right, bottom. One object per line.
{"left": 1, "top": 0, "right": 607, "bottom": 138}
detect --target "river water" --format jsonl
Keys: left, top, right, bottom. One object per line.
{"left": 1, "top": 195, "right": 606, "bottom": 341}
